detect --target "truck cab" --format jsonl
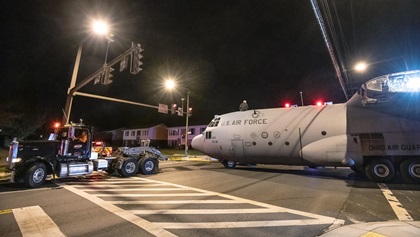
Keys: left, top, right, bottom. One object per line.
{"left": 6, "top": 121, "right": 158, "bottom": 188}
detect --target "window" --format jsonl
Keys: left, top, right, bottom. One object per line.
{"left": 125, "top": 131, "right": 129, "bottom": 136}
{"left": 200, "top": 127, "right": 206, "bottom": 133}
{"left": 208, "top": 117, "right": 220, "bottom": 127}
{"left": 131, "top": 131, "right": 135, "bottom": 136}
{"left": 137, "top": 131, "right": 141, "bottom": 136}
{"left": 190, "top": 128, "right": 195, "bottom": 135}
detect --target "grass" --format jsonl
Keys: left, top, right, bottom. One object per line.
{"left": 159, "top": 148, "right": 204, "bottom": 156}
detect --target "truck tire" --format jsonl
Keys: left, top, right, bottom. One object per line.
{"left": 139, "top": 157, "right": 157, "bottom": 175}
{"left": 365, "top": 159, "right": 395, "bottom": 183}
{"left": 400, "top": 158, "right": 420, "bottom": 184}
{"left": 117, "top": 158, "right": 138, "bottom": 177}
{"left": 24, "top": 163, "right": 47, "bottom": 188}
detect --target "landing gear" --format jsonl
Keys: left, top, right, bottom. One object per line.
{"left": 365, "top": 159, "right": 395, "bottom": 183}
{"left": 400, "top": 158, "right": 420, "bottom": 184}
{"left": 222, "top": 160, "right": 236, "bottom": 169}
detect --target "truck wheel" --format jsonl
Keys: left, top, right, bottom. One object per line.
{"left": 118, "top": 158, "right": 138, "bottom": 177}
{"left": 222, "top": 160, "right": 236, "bottom": 169}
{"left": 365, "top": 159, "right": 395, "bottom": 183}
{"left": 139, "top": 158, "right": 157, "bottom": 175}
{"left": 24, "top": 163, "right": 47, "bottom": 188}
{"left": 400, "top": 158, "right": 420, "bottom": 184}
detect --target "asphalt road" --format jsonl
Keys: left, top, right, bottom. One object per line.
{"left": 0, "top": 160, "right": 419, "bottom": 237}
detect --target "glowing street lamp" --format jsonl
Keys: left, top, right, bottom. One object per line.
{"left": 354, "top": 62, "right": 368, "bottom": 72}
{"left": 63, "top": 19, "right": 112, "bottom": 124}
{"left": 164, "top": 79, "right": 190, "bottom": 158}
{"left": 92, "top": 20, "right": 110, "bottom": 36}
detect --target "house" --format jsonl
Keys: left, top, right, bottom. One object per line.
{"left": 122, "top": 124, "right": 207, "bottom": 148}
{"left": 122, "top": 124, "right": 168, "bottom": 148}
{"left": 167, "top": 125, "right": 207, "bottom": 148}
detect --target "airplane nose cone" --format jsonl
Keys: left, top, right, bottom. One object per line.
{"left": 191, "top": 134, "right": 204, "bottom": 152}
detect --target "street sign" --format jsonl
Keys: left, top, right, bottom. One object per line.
{"left": 158, "top": 103, "right": 168, "bottom": 114}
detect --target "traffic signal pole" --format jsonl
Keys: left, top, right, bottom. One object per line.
{"left": 63, "top": 43, "right": 143, "bottom": 124}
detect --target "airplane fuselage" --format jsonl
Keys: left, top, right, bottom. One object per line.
{"left": 192, "top": 70, "right": 420, "bottom": 183}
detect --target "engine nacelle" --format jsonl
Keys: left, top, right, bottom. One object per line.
{"left": 58, "top": 161, "right": 94, "bottom": 178}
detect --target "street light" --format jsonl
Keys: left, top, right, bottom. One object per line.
{"left": 354, "top": 62, "right": 368, "bottom": 72}
{"left": 63, "top": 19, "right": 111, "bottom": 124}
{"left": 164, "top": 79, "right": 190, "bottom": 158}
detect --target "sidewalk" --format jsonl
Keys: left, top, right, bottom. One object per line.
{"left": 321, "top": 221, "right": 420, "bottom": 237}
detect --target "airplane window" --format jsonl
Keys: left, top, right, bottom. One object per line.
{"left": 208, "top": 117, "right": 220, "bottom": 127}
{"left": 206, "top": 131, "right": 212, "bottom": 139}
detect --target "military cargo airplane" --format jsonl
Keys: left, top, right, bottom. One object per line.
{"left": 192, "top": 70, "right": 420, "bottom": 183}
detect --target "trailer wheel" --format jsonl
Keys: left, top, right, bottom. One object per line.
{"left": 222, "top": 160, "right": 236, "bottom": 169}
{"left": 365, "top": 159, "right": 395, "bottom": 183}
{"left": 400, "top": 158, "right": 420, "bottom": 184}
{"left": 139, "top": 158, "right": 157, "bottom": 175}
{"left": 24, "top": 163, "right": 47, "bottom": 188}
{"left": 118, "top": 158, "right": 138, "bottom": 177}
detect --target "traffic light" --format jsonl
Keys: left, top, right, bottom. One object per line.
{"left": 188, "top": 107, "right": 192, "bottom": 117}
{"left": 171, "top": 104, "right": 177, "bottom": 114}
{"left": 130, "top": 43, "right": 144, "bottom": 75}
{"left": 101, "top": 66, "right": 114, "bottom": 85}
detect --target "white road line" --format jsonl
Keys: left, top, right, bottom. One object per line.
{"left": 78, "top": 188, "right": 182, "bottom": 191}
{"left": 154, "top": 219, "right": 334, "bottom": 229}
{"left": 95, "top": 193, "right": 212, "bottom": 197}
{"left": 377, "top": 183, "right": 413, "bottom": 221}
{"left": 59, "top": 183, "right": 177, "bottom": 237}
{"left": 135, "top": 177, "right": 340, "bottom": 224}
{"left": 69, "top": 183, "right": 168, "bottom": 187}
{"left": 109, "top": 200, "right": 241, "bottom": 205}
{"left": 12, "top": 206, "right": 65, "bottom": 237}
{"left": 130, "top": 208, "right": 281, "bottom": 215}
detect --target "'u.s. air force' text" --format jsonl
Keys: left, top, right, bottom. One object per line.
{"left": 221, "top": 119, "right": 267, "bottom": 126}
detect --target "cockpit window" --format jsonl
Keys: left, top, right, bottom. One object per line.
{"left": 208, "top": 117, "right": 221, "bottom": 127}
{"left": 364, "top": 70, "right": 420, "bottom": 92}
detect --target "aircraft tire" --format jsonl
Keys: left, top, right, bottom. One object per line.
{"left": 365, "top": 159, "right": 395, "bottom": 183}
{"left": 117, "top": 158, "right": 138, "bottom": 177}
{"left": 400, "top": 158, "right": 420, "bottom": 184}
{"left": 222, "top": 160, "right": 236, "bottom": 169}
{"left": 24, "top": 163, "right": 47, "bottom": 188}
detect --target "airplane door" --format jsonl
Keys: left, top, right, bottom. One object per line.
{"left": 231, "top": 139, "right": 244, "bottom": 158}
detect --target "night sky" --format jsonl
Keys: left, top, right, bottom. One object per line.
{"left": 1, "top": 0, "right": 420, "bottom": 133}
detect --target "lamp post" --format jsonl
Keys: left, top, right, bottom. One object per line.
{"left": 164, "top": 79, "right": 190, "bottom": 158}
{"left": 184, "top": 90, "right": 190, "bottom": 158}
{"left": 63, "top": 19, "right": 111, "bottom": 124}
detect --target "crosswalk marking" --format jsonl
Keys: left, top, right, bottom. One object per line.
{"left": 108, "top": 200, "right": 241, "bottom": 204}
{"left": 63, "top": 176, "right": 342, "bottom": 233}
{"left": 60, "top": 183, "right": 177, "bottom": 237}
{"left": 12, "top": 206, "right": 65, "bottom": 237}
{"left": 130, "top": 208, "right": 281, "bottom": 215}
{"left": 154, "top": 219, "right": 336, "bottom": 229}
{"left": 95, "top": 193, "right": 212, "bottom": 197}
